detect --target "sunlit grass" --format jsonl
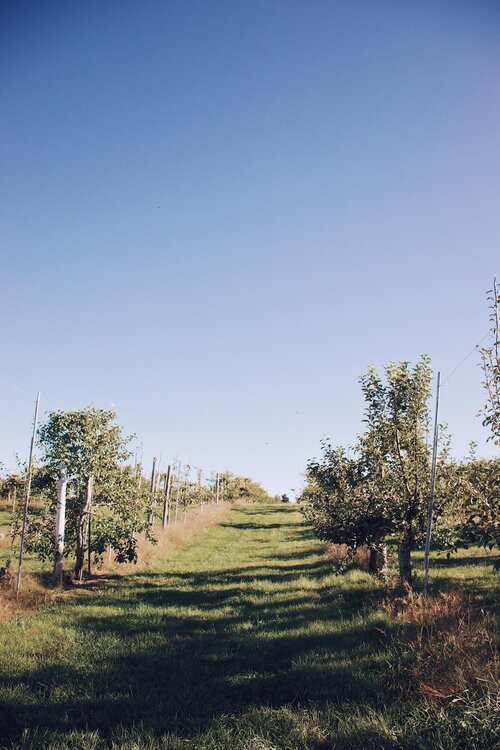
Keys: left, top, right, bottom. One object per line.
{"left": 0, "top": 504, "right": 497, "bottom": 749}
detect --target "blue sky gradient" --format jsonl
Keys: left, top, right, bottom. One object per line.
{"left": 1, "top": 1, "right": 499, "bottom": 494}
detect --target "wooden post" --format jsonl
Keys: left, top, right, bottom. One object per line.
{"left": 16, "top": 391, "right": 41, "bottom": 597}
{"left": 150, "top": 456, "right": 157, "bottom": 492}
{"left": 162, "top": 464, "right": 172, "bottom": 529}
{"left": 52, "top": 463, "right": 67, "bottom": 585}
{"left": 423, "top": 371, "right": 441, "bottom": 600}
{"left": 215, "top": 472, "right": 220, "bottom": 504}
{"left": 155, "top": 453, "right": 162, "bottom": 493}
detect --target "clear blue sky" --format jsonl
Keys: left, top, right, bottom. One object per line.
{"left": 1, "top": 1, "right": 499, "bottom": 495}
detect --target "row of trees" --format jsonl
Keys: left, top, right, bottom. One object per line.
{"left": 1, "top": 408, "right": 272, "bottom": 582}
{"left": 301, "top": 284, "right": 499, "bottom": 587}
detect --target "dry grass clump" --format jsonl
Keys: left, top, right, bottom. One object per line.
{"left": 0, "top": 571, "right": 67, "bottom": 623}
{"left": 384, "top": 590, "right": 498, "bottom": 702}
{"left": 325, "top": 542, "right": 371, "bottom": 568}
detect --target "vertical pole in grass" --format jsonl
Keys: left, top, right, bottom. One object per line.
{"left": 197, "top": 468, "right": 204, "bottom": 510}
{"left": 10, "top": 488, "right": 18, "bottom": 555}
{"left": 86, "top": 475, "right": 94, "bottom": 576}
{"left": 52, "top": 463, "right": 67, "bottom": 585}
{"left": 182, "top": 464, "right": 188, "bottom": 523}
{"left": 215, "top": 472, "right": 220, "bottom": 504}
{"left": 148, "top": 457, "right": 157, "bottom": 527}
{"left": 174, "top": 460, "right": 181, "bottom": 522}
{"left": 423, "top": 371, "right": 441, "bottom": 600}
{"left": 15, "top": 390, "right": 41, "bottom": 597}
{"left": 162, "top": 464, "right": 171, "bottom": 529}
{"left": 155, "top": 453, "right": 162, "bottom": 492}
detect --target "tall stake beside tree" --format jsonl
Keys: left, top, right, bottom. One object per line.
{"left": 174, "top": 461, "right": 181, "bottom": 523}
{"left": 86, "top": 474, "right": 94, "bottom": 575}
{"left": 148, "top": 457, "right": 157, "bottom": 527}
{"left": 15, "top": 390, "right": 41, "bottom": 596}
{"left": 423, "top": 371, "right": 441, "bottom": 600}
{"left": 182, "top": 464, "right": 190, "bottom": 523}
{"left": 154, "top": 453, "right": 162, "bottom": 493}
{"left": 52, "top": 463, "right": 67, "bottom": 585}
{"left": 162, "top": 464, "right": 172, "bottom": 529}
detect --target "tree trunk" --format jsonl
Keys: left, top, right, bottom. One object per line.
{"left": 74, "top": 475, "right": 93, "bottom": 580}
{"left": 398, "top": 538, "right": 413, "bottom": 587}
{"left": 368, "top": 545, "right": 388, "bottom": 574}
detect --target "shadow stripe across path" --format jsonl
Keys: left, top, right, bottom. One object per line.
{"left": 0, "top": 503, "right": 386, "bottom": 747}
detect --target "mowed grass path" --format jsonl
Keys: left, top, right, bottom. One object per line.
{"left": 0, "top": 505, "right": 495, "bottom": 749}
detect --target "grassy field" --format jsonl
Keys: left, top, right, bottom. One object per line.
{"left": 0, "top": 504, "right": 497, "bottom": 750}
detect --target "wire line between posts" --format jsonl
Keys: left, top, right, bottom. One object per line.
{"left": 0, "top": 376, "right": 36, "bottom": 400}
{"left": 441, "top": 331, "right": 490, "bottom": 386}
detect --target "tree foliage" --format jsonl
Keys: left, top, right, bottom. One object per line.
{"left": 303, "top": 443, "right": 392, "bottom": 550}
{"left": 26, "top": 408, "right": 151, "bottom": 577}
{"left": 438, "top": 455, "right": 500, "bottom": 551}
{"left": 302, "top": 357, "right": 439, "bottom": 585}
{"left": 220, "top": 472, "right": 272, "bottom": 504}
{"left": 302, "top": 353, "right": 499, "bottom": 586}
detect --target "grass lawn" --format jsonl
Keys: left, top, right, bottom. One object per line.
{"left": 0, "top": 504, "right": 497, "bottom": 749}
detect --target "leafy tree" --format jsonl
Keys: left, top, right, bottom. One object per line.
{"left": 28, "top": 408, "right": 150, "bottom": 578}
{"left": 302, "top": 357, "right": 437, "bottom": 586}
{"left": 220, "top": 472, "right": 272, "bottom": 504}
{"left": 302, "top": 441, "right": 392, "bottom": 572}
{"left": 360, "top": 357, "right": 433, "bottom": 585}
{"left": 0, "top": 472, "right": 24, "bottom": 505}
{"left": 438, "top": 455, "right": 499, "bottom": 551}
{"left": 478, "top": 278, "right": 500, "bottom": 445}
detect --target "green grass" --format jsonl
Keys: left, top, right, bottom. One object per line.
{"left": 0, "top": 504, "right": 497, "bottom": 749}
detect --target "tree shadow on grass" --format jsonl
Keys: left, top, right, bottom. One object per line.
{"left": 429, "top": 554, "right": 498, "bottom": 569}
{"left": 0, "top": 544, "right": 391, "bottom": 745}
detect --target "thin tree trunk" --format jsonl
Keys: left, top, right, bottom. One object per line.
{"left": 368, "top": 544, "right": 388, "bottom": 574}
{"left": 398, "top": 537, "right": 413, "bottom": 587}
{"left": 74, "top": 475, "right": 93, "bottom": 580}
